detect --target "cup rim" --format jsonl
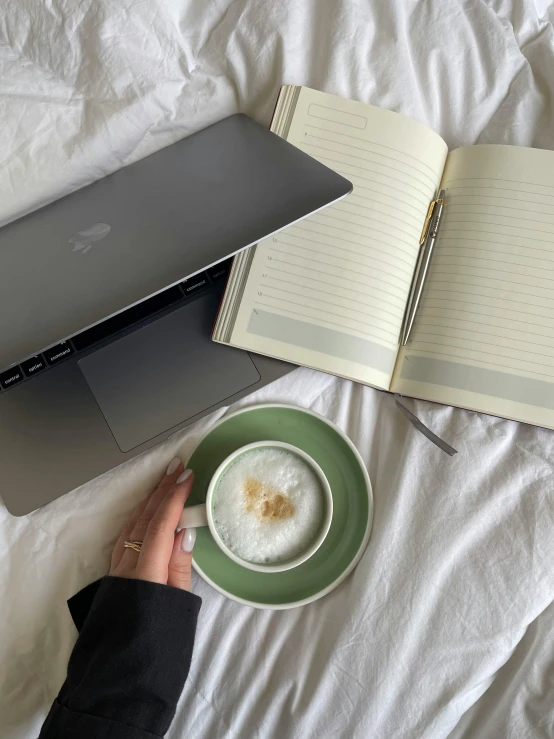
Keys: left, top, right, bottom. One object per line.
{"left": 206, "top": 440, "right": 334, "bottom": 573}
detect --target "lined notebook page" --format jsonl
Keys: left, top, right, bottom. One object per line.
{"left": 393, "top": 144, "right": 554, "bottom": 428}
{"left": 229, "top": 87, "right": 447, "bottom": 390}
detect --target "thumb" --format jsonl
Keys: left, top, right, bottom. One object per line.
{"left": 168, "top": 528, "right": 196, "bottom": 590}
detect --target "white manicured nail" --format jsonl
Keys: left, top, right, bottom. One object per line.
{"left": 181, "top": 528, "right": 196, "bottom": 552}
{"left": 176, "top": 469, "right": 193, "bottom": 485}
{"left": 166, "top": 457, "right": 181, "bottom": 476}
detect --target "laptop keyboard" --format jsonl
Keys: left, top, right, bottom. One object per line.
{"left": 0, "top": 258, "right": 232, "bottom": 393}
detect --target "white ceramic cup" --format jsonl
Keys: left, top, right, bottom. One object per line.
{"left": 178, "top": 440, "right": 333, "bottom": 573}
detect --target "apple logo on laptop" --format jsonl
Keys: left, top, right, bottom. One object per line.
{"left": 68, "top": 223, "right": 111, "bottom": 254}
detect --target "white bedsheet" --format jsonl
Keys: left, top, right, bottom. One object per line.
{"left": 2, "top": 1, "right": 554, "bottom": 737}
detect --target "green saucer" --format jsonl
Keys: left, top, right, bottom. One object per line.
{"left": 186, "top": 404, "right": 373, "bottom": 609}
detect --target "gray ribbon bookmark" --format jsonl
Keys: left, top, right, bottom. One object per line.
{"left": 394, "top": 395, "right": 458, "bottom": 456}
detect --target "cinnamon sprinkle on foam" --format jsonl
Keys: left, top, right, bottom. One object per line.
{"left": 243, "top": 476, "right": 295, "bottom": 522}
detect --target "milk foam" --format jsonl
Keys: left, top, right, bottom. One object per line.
{"left": 212, "top": 448, "right": 324, "bottom": 563}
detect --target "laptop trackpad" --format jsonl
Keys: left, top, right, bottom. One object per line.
{"left": 79, "top": 293, "right": 260, "bottom": 452}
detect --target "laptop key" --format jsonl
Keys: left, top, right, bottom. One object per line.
{"left": 0, "top": 366, "right": 24, "bottom": 390}
{"left": 207, "top": 258, "right": 232, "bottom": 282}
{"left": 21, "top": 355, "right": 46, "bottom": 377}
{"left": 181, "top": 271, "right": 209, "bottom": 297}
{"left": 44, "top": 341, "right": 74, "bottom": 365}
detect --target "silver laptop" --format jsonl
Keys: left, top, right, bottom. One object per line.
{"left": 0, "top": 114, "right": 351, "bottom": 515}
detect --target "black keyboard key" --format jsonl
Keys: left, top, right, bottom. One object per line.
{"left": 181, "top": 272, "right": 209, "bottom": 297}
{"left": 0, "top": 366, "right": 24, "bottom": 390}
{"left": 44, "top": 341, "right": 74, "bottom": 365}
{"left": 207, "top": 259, "right": 232, "bottom": 282}
{"left": 72, "top": 286, "right": 182, "bottom": 352}
{"left": 21, "top": 355, "right": 46, "bottom": 377}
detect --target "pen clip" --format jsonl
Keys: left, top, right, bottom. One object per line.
{"left": 419, "top": 199, "right": 436, "bottom": 246}
{"left": 419, "top": 193, "right": 447, "bottom": 246}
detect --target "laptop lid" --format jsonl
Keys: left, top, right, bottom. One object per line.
{"left": 0, "top": 114, "right": 351, "bottom": 370}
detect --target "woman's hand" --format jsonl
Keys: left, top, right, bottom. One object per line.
{"left": 110, "top": 458, "right": 196, "bottom": 590}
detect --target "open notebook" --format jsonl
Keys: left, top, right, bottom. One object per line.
{"left": 214, "top": 85, "right": 554, "bottom": 431}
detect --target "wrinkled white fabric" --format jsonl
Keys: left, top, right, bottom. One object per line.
{"left": 1, "top": 1, "right": 554, "bottom": 737}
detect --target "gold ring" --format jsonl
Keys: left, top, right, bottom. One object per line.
{"left": 123, "top": 540, "right": 143, "bottom": 553}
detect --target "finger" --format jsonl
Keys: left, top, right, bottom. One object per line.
{"left": 168, "top": 528, "right": 196, "bottom": 590}
{"left": 137, "top": 470, "right": 194, "bottom": 583}
{"left": 110, "top": 472, "right": 173, "bottom": 570}
{"left": 110, "top": 495, "right": 151, "bottom": 572}
{"left": 128, "top": 457, "right": 184, "bottom": 542}
{"left": 118, "top": 457, "right": 184, "bottom": 571}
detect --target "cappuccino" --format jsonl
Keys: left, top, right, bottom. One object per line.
{"left": 212, "top": 448, "right": 324, "bottom": 563}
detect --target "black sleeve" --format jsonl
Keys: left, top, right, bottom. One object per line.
{"left": 39, "top": 576, "right": 202, "bottom": 739}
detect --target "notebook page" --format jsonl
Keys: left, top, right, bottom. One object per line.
{"left": 392, "top": 144, "right": 554, "bottom": 428}
{"left": 228, "top": 87, "right": 447, "bottom": 390}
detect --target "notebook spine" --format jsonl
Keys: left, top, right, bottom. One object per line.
{"left": 220, "top": 248, "right": 256, "bottom": 343}
{"left": 272, "top": 85, "right": 301, "bottom": 137}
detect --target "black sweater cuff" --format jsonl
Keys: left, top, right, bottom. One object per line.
{"left": 40, "top": 577, "right": 201, "bottom": 738}
{"left": 67, "top": 578, "right": 103, "bottom": 631}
